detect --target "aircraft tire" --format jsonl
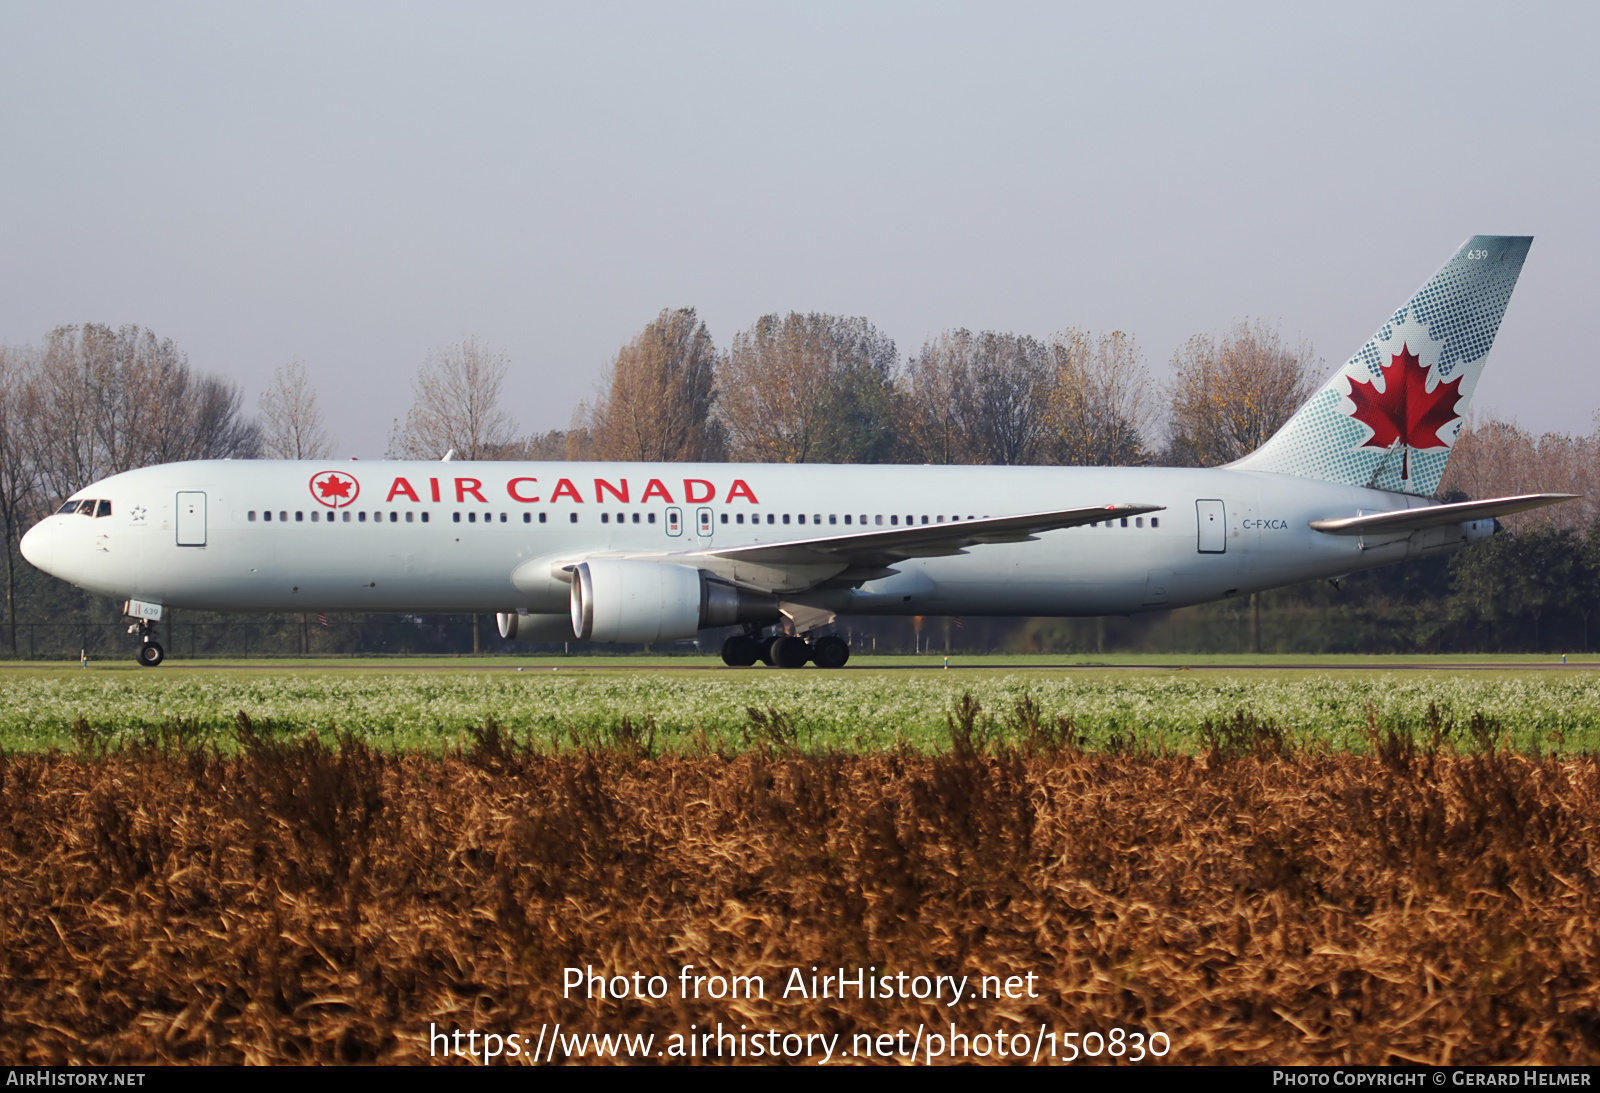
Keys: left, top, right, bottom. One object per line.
{"left": 721, "top": 635, "right": 760, "bottom": 667}
{"left": 137, "top": 641, "right": 165, "bottom": 668}
{"left": 769, "top": 635, "right": 810, "bottom": 669}
{"left": 811, "top": 635, "right": 850, "bottom": 669}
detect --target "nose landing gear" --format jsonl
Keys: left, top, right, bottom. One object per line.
{"left": 128, "top": 617, "right": 165, "bottom": 667}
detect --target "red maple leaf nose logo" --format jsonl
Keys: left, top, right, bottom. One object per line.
{"left": 1346, "top": 343, "right": 1463, "bottom": 480}
{"left": 309, "top": 471, "right": 360, "bottom": 508}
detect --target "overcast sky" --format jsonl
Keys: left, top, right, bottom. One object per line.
{"left": 2, "top": 1, "right": 1595, "bottom": 458}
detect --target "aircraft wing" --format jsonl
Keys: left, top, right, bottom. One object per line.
{"left": 1309, "top": 493, "right": 1577, "bottom": 535}
{"left": 697, "top": 503, "right": 1165, "bottom": 568}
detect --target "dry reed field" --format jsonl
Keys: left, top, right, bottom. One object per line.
{"left": 1, "top": 701, "right": 1597, "bottom": 1066}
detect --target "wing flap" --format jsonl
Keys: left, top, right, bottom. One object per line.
{"left": 1309, "top": 493, "right": 1577, "bottom": 535}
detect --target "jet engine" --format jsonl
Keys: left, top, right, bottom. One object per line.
{"left": 569, "top": 559, "right": 778, "bottom": 642}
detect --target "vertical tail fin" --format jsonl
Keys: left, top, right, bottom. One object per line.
{"left": 1233, "top": 235, "right": 1532, "bottom": 496}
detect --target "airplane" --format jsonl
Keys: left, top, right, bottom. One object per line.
{"left": 19, "top": 235, "right": 1574, "bottom": 668}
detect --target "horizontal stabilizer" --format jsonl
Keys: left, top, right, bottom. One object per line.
{"left": 1309, "top": 493, "right": 1577, "bottom": 535}
{"left": 703, "top": 503, "right": 1166, "bottom": 567}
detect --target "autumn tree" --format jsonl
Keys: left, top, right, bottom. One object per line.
{"left": 258, "top": 361, "right": 334, "bottom": 460}
{"left": 718, "top": 313, "right": 897, "bottom": 463}
{"left": 1044, "top": 329, "right": 1154, "bottom": 466}
{"left": 388, "top": 337, "right": 519, "bottom": 460}
{"left": 1166, "top": 319, "right": 1318, "bottom": 467}
{"left": 897, "top": 330, "right": 1052, "bottom": 465}
{"left": 588, "top": 308, "right": 720, "bottom": 462}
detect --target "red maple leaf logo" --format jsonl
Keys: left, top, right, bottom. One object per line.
{"left": 309, "top": 471, "right": 359, "bottom": 508}
{"left": 1346, "top": 344, "right": 1463, "bottom": 480}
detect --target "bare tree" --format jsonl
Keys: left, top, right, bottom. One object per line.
{"left": 719, "top": 313, "right": 896, "bottom": 463}
{"left": 259, "top": 361, "right": 334, "bottom": 459}
{"left": 388, "top": 337, "right": 519, "bottom": 460}
{"left": 1441, "top": 415, "right": 1600, "bottom": 530}
{"left": 31, "top": 324, "right": 258, "bottom": 500}
{"left": 897, "top": 330, "right": 1051, "bottom": 465}
{"left": 1045, "top": 329, "right": 1154, "bottom": 466}
{"left": 1166, "top": 319, "right": 1318, "bottom": 467}
{"left": 589, "top": 308, "right": 720, "bottom": 462}
{"left": 0, "top": 344, "right": 42, "bottom": 655}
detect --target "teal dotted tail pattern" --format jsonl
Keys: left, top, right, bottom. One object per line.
{"left": 1235, "top": 236, "right": 1532, "bottom": 497}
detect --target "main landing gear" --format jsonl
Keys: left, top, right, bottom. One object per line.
{"left": 129, "top": 618, "right": 164, "bottom": 667}
{"left": 720, "top": 631, "right": 850, "bottom": 669}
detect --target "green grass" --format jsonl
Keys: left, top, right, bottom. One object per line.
{"left": 2, "top": 656, "right": 1598, "bottom": 754}
{"left": 8, "top": 650, "right": 1600, "bottom": 672}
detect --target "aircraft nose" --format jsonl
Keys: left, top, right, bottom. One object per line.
{"left": 19, "top": 519, "right": 55, "bottom": 574}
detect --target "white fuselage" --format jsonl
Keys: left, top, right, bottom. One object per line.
{"left": 21, "top": 459, "right": 1491, "bottom": 631}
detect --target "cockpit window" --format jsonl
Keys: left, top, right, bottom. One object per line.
{"left": 95, "top": 500, "right": 112, "bottom": 518}
{"left": 57, "top": 502, "right": 79, "bottom": 515}
{"left": 76, "top": 500, "right": 96, "bottom": 516}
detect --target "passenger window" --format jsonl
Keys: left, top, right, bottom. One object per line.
{"left": 569, "top": 513, "right": 577, "bottom": 523}
{"left": 264, "top": 511, "right": 273, "bottom": 522}
{"left": 736, "top": 513, "right": 744, "bottom": 525}
{"left": 890, "top": 515, "right": 898, "bottom": 525}
{"left": 248, "top": 511, "right": 257, "bottom": 522}
{"left": 540, "top": 512, "right": 548, "bottom": 523}
{"left": 1120, "top": 517, "right": 1128, "bottom": 528}
{"left": 1136, "top": 517, "right": 1144, "bottom": 528}
{"left": 311, "top": 511, "right": 319, "bottom": 522}
{"left": 721, "top": 513, "right": 729, "bottom": 524}
{"left": 295, "top": 511, "right": 303, "bottom": 522}
{"left": 422, "top": 512, "right": 430, "bottom": 523}
{"left": 830, "top": 515, "right": 837, "bottom": 525}
{"left": 633, "top": 513, "right": 640, "bottom": 524}
{"left": 876, "top": 515, "right": 883, "bottom": 526}
{"left": 343, "top": 512, "right": 352, "bottom": 523}
{"left": 521, "top": 512, "right": 529, "bottom": 523}
{"left": 767, "top": 514, "right": 774, "bottom": 525}
{"left": 1152, "top": 517, "right": 1160, "bottom": 528}
{"left": 647, "top": 513, "right": 655, "bottom": 524}
{"left": 407, "top": 512, "right": 415, "bottom": 523}
{"left": 844, "top": 515, "right": 852, "bottom": 525}
{"left": 601, "top": 513, "right": 609, "bottom": 524}
{"left": 453, "top": 513, "right": 461, "bottom": 523}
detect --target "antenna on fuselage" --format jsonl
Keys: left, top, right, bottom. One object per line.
{"left": 441, "top": 449, "right": 456, "bottom": 462}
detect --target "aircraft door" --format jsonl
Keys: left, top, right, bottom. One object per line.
{"left": 666, "top": 507, "right": 683, "bottom": 537}
{"left": 1196, "top": 499, "right": 1225, "bottom": 554}
{"left": 176, "top": 492, "right": 206, "bottom": 547}
{"left": 696, "top": 507, "right": 714, "bottom": 538}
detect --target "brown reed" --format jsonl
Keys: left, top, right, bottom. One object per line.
{"left": 0, "top": 706, "right": 1595, "bottom": 1065}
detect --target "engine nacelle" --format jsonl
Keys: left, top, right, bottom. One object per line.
{"left": 569, "top": 559, "right": 778, "bottom": 642}
{"left": 497, "top": 611, "right": 585, "bottom": 642}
